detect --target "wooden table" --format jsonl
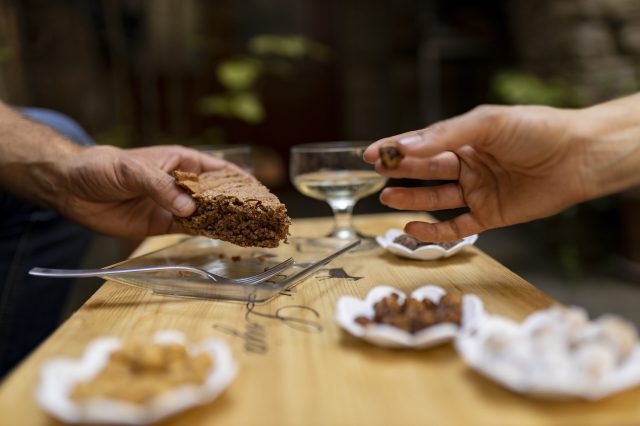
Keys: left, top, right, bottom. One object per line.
{"left": 1, "top": 213, "right": 639, "bottom": 426}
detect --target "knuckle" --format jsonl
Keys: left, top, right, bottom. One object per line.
{"left": 472, "top": 104, "right": 507, "bottom": 124}
{"left": 151, "top": 172, "right": 174, "bottom": 192}
{"left": 448, "top": 221, "right": 463, "bottom": 240}
{"left": 165, "top": 144, "right": 186, "bottom": 156}
{"left": 116, "top": 157, "right": 136, "bottom": 182}
{"left": 472, "top": 104, "right": 498, "bottom": 116}
{"left": 407, "top": 190, "right": 423, "bottom": 210}
{"left": 427, "top": 188, "right": 440, "bottom": 207}
{"left": 425, "top": 122, "right": 448, "bottom": 139}
{"left": 471, "top": 105, "right": 504, "bottom": 126}
{"left": 396, "top": 189, "right": 411, "bottom": 208}
{"left": 426, "top": 158, "right": 440, "bottom": 176}
{"left": 470, "top": 104, "right": 509, "bottom": 144}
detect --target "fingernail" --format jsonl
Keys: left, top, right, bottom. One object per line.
{"left": 398, "top": 134, "right": 423, "bottom": 145}
{"left": 379, "top": 189, "right": 390, "bottom": 205}
{"left": 173, "top": 193, "right": 194, "bottom": 213}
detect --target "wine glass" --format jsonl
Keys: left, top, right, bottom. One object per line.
{"left": 290, "top": 141, "right": 388, "bottom": 250}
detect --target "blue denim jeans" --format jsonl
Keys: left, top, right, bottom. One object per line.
{"left": 0, "top": 108, "right": 94, "bottom": 377}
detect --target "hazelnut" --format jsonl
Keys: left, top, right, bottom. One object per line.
{"left": 379, "top": 141, "right": 404, "bottom": 169}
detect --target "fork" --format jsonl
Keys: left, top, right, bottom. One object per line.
{"left": 29, "top": 257, "right": 295, "bottom": 285}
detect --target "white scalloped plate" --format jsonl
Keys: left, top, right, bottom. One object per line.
{"left": 455, "top": 311, "right": 640, "bottom": 400}
{"left": 376, "top": 229, "right": 478, "bottom": 260}
{"left": 335, "top": 285, "right": 484, "bottom": 349}
{"left": 36, "top": 331, "right": 237, "bottom": 425}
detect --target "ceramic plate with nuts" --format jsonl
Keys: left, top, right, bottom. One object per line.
{"left": 456, "top": 306, "right": 640, "bottom": 400}
{"left": 36, "top": 331, "right": 237, "bottom": 425}
{"left": 376, "top": 228, "right": 478, "bottom": 260}
{"left": 335, "top": 285, "right": 484, "bottom": 349}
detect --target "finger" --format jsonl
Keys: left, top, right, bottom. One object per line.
{"left": 122, "top": 159, "right": 197, "bottom": 217}
{"left": 369, "top": 105, "right": 506, "bottom": 161}
{"left": 398, "top": 106, "right": 506, "bottom": 158}
{"left": 194, "top": 151, "right": 229, "bottom": 172}
{"left": 146, "top": 205, "right": 179, "bottom": 236}
{"left": 404, "top": 214, "right": 484, "bottom": 242}
{"left": 149, "top": 205, "right": 194, "bottom": 235}
{"left": 363, "top": 130, "right": 418, "bottom": 163}
{"left": 167, "top": 219, "right": 192, "bottom": 235}
{"left": 374, "top": 152, "right": 460, "bottom": 180}
{"left": 160, "top": 146, "right": 228, "bottom": 173}
{"left": 380, "top": 184, "right": 466, "bottom": 211}
{"left": 146, "top": 207, "right": 197, "bottom": 236}
{"left": 167, "top": 146, "right": 254, "bottom": 178}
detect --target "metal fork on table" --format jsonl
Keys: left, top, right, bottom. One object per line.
{"left": 29, "top": 257, "right": 295, "bottom": 285}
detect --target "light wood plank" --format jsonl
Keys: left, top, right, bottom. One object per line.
{"left": 1, "top": 213, "right": 638, "bottom": 426}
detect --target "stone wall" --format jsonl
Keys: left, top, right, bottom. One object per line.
{"left": 507, "top": 0, "right": 640, "bottom": 103}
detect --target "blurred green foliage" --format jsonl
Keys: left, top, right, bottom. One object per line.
{"left": 197, "top": 34, "right": 330, "bottom": 126}
{"left": 248, "top": 35, "right": 330, "bottom": 61}
{"left": 198, "top": 91, "right": 265, "bottom": 124}
{"left": 100, "top": 34, "right": 330, "bottom": 148}
{"left": 490, "top": 71, "right": 586, "bottom": 108}
{"left": 198, "top": 58, "right": 265, "bottom": 123}
{"left": 216, "top": 58, "right": 263, "bottom": 91}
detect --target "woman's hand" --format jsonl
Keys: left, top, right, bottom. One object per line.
{"left": 364, "top": 104, "right": 601, "bottom": 242}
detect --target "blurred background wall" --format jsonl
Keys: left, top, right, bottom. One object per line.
{"left": 0, "top": 0, "right": 510, "bottom": 152}
{"left": 4, "top": 1, "right": 640, "bottom": 138}
{"left": 0, "top": 0, "right": 639, "bottom": 320}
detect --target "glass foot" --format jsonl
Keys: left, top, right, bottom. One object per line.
{"left": 290, "top": 232, "right": 379, "bottom": 253}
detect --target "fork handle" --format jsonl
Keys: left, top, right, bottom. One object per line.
{"left": 29, "top": 266, "right": 207, "bottom": 279}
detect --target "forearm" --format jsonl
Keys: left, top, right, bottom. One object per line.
{"left": 577, "top": 94, "right": 640, "bottom": 200}
{"left": 0, "top": 101, "right": 82, "bottom": 210}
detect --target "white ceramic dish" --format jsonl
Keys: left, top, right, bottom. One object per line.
{"left": 456, "top": 307, "right": 640, "bottom": 400}
{"left": 376, "top": 229, "right": 478, "bottom": 260}
{"left": 36, "top": 330, "right": 237, "bottom": 425}
{"left": 335, "top": 285, "right": 484, "bottom": 349}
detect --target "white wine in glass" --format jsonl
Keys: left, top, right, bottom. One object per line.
{"left": 294, "top": 170, "right": 386, "bottom": 203}
{"left": 290, "top": 142, "right": 388, "bottom": 249}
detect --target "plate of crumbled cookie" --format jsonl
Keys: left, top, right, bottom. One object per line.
{"left": 335, "top": 285, "right": 484, "bottom": 349}
{"left": 376, "top": 228, "right": 478, "bottom": 260}
{"left": 36, "top": 331, "right": 237, "bottom": 425}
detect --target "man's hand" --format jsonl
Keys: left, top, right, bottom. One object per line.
{"left": 55, "top": 145, "right": 228, "bottom": 237}
{"left": 364, "top": 98, "right": 640, "bottom": 242}
{"left": 0, "top": 102, "right": 245, "bottom": 238}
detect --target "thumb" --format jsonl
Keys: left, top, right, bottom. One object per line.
{"left": 133, "top": 163, "right": 196, "bottom": 217}
{"left": 394, "top": 105, "right": 505, "bottom": 158}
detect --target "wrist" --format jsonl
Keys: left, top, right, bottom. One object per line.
{"left": 575, "top": 98, "right": 640, "bottom": 200}
{"left": 27, "top": 137, "right": 85, "bottom": 211}
{"left": 0, "top": 106, "right": 85, "bottom": 211}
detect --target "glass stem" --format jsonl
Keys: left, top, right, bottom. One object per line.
{"left": 327, "top": 199, "right": 357, "bottom": 239}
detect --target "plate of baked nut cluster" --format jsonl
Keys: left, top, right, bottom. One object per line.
{"left": 36, "top": 331, "right": 237, "bottom": 425}
{"left": 335, "top": 285, "right": 484, "bottom": 349}
{"left": 456, "top": 306, "right": 640, "bottom": 400}
{"left": 376, "top": 229, "right": 478, "bottom": 260}
{"left": 376, "top": 229, "right": 478, "bottom": 261}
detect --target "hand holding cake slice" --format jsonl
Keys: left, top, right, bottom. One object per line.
{"left": 172, "top": 167, "right": 291, "bottom": 248}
